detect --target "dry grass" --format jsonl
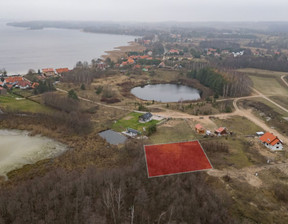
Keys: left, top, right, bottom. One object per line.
{"left": 249, "top": 76, "right": 288, "bottom": 96}
{"left": 237, "top": 68, "right": 288, "bottom": 77}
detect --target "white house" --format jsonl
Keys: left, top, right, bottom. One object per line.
{"left": 259, "top": 132, "right": 283, "bottom": 151}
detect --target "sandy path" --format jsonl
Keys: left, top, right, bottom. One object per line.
{"left": 56, "top": 87, "right": 132, "bottom": 111}
{"left": 281, "top": 75, "right": 288, "bottom": 87}
{"left": 208, "top": 162, "right": 288, "bottom": 188}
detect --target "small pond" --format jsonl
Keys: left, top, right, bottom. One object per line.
{"left": 0, "top": 129, "right": 68, "bottom": 178}
{"left": 131, "top": 84, "right": 200, "bottom": 102}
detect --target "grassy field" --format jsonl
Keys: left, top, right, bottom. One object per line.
{"left": 0, "top": 93, "right": 53, "bottom": 113}
{"left": 111, "top": 112, "right": 158, "bottom": 132}
{"left": 237, "top": 68, "right": 288, "bottom": 77}
{"left": 269, "top": 96, "right": 288, "bottom": 113}
{"left": 249, "top": 75, "right": 288, "bottom": 96}
{"left": 209, "top": 116, "right": 266, "bottom": 169}
{"left": 149, "top": 119, "right": 196, "bottom": 144}
{"left": 213, "top": 116, "right": 262, "bottom": 136}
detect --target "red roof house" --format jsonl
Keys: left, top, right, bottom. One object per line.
{"left": 215, "top": 127, "right": 227, "bottom": 136}
{"left": 42, "top": 68, "right": 55, "bottom": 77}
{"left": 259, "top": 132, "right": 283, "bottom": 150}
{"left": 195, "top": 124, "right": 205, "bottom": 134}
{"left": 55, "top": 68, "right": 69, "bottom": 74}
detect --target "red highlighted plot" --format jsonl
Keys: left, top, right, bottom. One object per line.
{"left": 144, "top": 141, "right": 212, "bottom": 177}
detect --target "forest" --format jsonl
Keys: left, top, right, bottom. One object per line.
{"left": 0, "top": 140, "right": 235, "bottom": 224}
{"left": 187, "top": 68, "right": 252, "bottom": 97}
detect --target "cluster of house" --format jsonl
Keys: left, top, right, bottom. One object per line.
{"left": 116, "top": 55, "right": 154, "bottom": 68}
{"left": 195, "top": 124, "right": 229, "bottom": 136}
{"left": 42, "top": 68, "right": 70, "bottom": 77}
{"left": 0, "top": 67, "right": 71, "bottom": 93}
{"left": 195, "top": 123, "right": 284, "bottom": 151}
{"left": 0, "top": 76, "right": 38, "bottom": 92}
{"left": 205, "top": 48, "right": 245, "bottom": 58}
{"left": 123, "top": 112, "right": 153, "bottom": 137}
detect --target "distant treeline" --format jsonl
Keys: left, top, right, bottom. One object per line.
{"left": 213, "top": 55, "right": 288, "bottom": 72}
{"left": 199, "top": 40, "right": 241, "bottom": 51}
{"left": 187, "top": 68, "right": 252, "bottom": 97}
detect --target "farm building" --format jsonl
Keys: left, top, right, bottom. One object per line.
{"left": 139, "top": 112, "right": 153, "bottom": 123}
{"left": 99, "top": 130, "right": 127, "bottom": 145}
{"left": 195, "top": 124, "right": 205, "bottom": 134}
{"left": 259, "top": 132, "right": 283, "bottom": 151}
{"left": 215, "top": 127, "right": 228, "bottom": 136}
{"left": 125, "top": 128, "right": 141, "bottom": 137}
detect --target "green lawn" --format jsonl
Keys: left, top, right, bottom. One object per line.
{"left": 149, "top": 120, "right": 196, "bottom": 144}
{"left": 0, "top": 93, "right": 53, "bottom": 114}
{"left": 112, "top": 112, "right": 158, "bottom": 132}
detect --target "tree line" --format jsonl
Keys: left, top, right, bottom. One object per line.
{"left": 187, "top": 68, "right": 252, "bottom": 97}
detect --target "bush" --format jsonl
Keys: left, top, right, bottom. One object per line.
{"left": 68, "top": 89, "right": 78, "bottom": 100}
{"left": 147, "top": 123, "right": 157, "bottom": 136}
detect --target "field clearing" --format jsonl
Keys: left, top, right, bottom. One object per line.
{"left": 249, "top": 75, "right": 288, "bottom": 96}
{"left": 0, "top": 93, "right": 53, "bottom": 113}
{"left": 237, "top": 68, "right": 288, "bottom": 77}
{"left": 144, "top": 141, "right": 212, "bottom": 177}
{"left": 149, "top": 119, "right": 196, "bottom": 144}
{"left": 213, "top": 116, "right": 262, "bottom": 136}
{"left": 112, "top": 112, "right": 158, "bottom": 132}
{"left": 208, "top": 116, "right": 267, "bottom": 169}
{"left": 243, "top": 97, "right": 288, "bottom": 117}
{"left": 269, "top": 96, "right": 288, "bottom": 114}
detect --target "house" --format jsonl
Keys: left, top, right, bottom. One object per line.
{"left": 32, "top": 82, "right": 39, "bottom": 89}
{"left": 55, "top": 68, "right": 69, "bottom": 75}
{"left": 259, "top": 132, "right": 283, "bottom": 151}
{"left": 5, "top": 76, "right": 23, "bottom": 85}
{"left": 215, "top": 127, "right": 228, "bottom": 136}
{"left": 42, "top": 68, "right": 55, "bottom": 77}
{"left": 139, "top": 112, "right": 153, "bottom": 123}
{"left": 0, "top": 87, "right": 7, "bottom": 95}
{"left": 168, "top": 49, "right": 180, "bottom": 55}
{"left": 158, "top": 62, "right": 166, "bottom": 68}
{"left": 16, "top": 80, "right": 31, "bottom": 89}
{"left": 126, "top": 128, "right": 141, "bottom": 137}
{"left": 195, "top": 124, "right": 205, "bottom": 134}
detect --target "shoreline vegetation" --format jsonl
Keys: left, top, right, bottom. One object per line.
{"left": 101, "top": 42, "right": 145, "bottom": 62}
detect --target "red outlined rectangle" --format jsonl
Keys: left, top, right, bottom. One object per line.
{"left": 144, "top": 141, "right": 212, "bottom": 177}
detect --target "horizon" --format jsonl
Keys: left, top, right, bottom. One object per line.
{"left": 1, "top": 0, "right": 288, "bottom": 22}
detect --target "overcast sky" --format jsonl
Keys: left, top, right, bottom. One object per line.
{"left": 1, "top": 0, "right": 288, "bottom": 22}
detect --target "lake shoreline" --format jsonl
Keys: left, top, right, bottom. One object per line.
{"left": 1, "top": 22, "right": 137, "bottom": 75}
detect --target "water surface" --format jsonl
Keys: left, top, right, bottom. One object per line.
{"left": 131, "top": 84, "right": 201, "bottom": 102}
{"left": 0, "top": 22, "right": 135, "bottom": 75}
{"left": 0, "top": 129, "right": 67, "bottom": 178}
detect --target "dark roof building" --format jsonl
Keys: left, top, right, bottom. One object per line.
{"left": 139, "top": 112, "right": 153, "bottom": 122}
{"left": 99, "top": 130, "right": 127, "bottom": 145}
{"left": 127, "top": 128, "right": 141, "bottom": 135}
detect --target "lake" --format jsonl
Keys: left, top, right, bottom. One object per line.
{"left": 131, "top": 84, "right": 201, "bottom": 102}
{"left": 0, "top": 21, "right": 136, "bottom": 75}
{"left": 0, "top": 129, "right": 67, "bottom": 178}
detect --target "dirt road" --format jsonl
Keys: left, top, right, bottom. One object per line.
{"left": 281, "top": 75, "right": 288, "bottom": 87}
{"left": 56, "top": 87, "right": 132, "bottom": 112}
